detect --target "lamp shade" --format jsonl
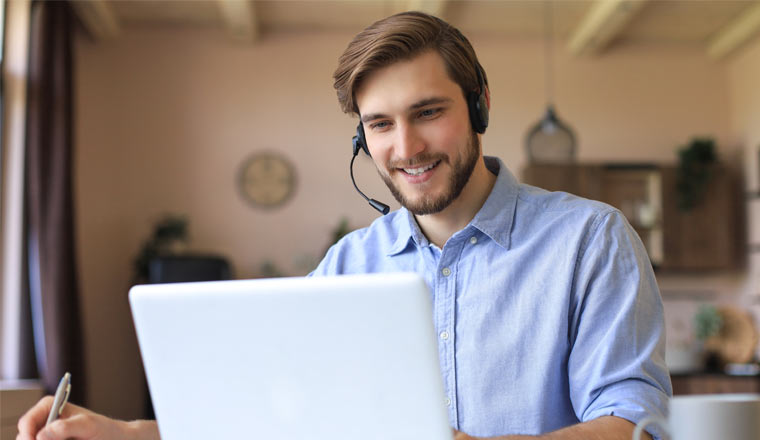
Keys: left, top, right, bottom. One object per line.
{"left": 525, "top": 105, "right": 577, "bottom": 163}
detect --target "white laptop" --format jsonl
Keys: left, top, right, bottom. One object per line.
{"left": 129, "top": 272, "right": 453, "bottom": 440}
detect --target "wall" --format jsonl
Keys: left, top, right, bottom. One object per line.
{"left": 478, "top": 38, "right": 736, "bottom": 166}
{"left": 728, "top": 33, "right": 760, "bottom": 262}
{"left": 730, "top": 35, "right": 760, "bottom": 346}
{"left": 657, "top": 36, "right": 760, "bottom": 367}
{"left": 74, "top": 27, "right": 737, "bottom": 418}
{"left": 728, "top": 35, "right": 760, "bottom": 172}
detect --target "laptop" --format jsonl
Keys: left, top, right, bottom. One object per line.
{"left": 129, "top": 272, "right": 453, "bottom": 440}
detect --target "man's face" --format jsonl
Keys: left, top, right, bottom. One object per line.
{"left": 355, "top": 51, "right": 480, "bottom": 216}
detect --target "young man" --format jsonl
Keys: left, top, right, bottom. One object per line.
{"left": 17, "top": 11, "right": 669, "bottom": 440}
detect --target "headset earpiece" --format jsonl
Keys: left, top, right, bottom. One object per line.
{"left": 349, "top": 121, "right": 388, "bottom": 214}
{"left": 352, "top": 122, "right": 371, "bottom": 157}
{"left": 467, "top": 66, "right": 489, "bottom": 134}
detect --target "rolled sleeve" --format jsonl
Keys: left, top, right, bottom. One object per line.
{"left": 568, "top": 210, "right": 671, "bottom": 439}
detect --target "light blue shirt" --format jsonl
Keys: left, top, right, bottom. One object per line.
{"left": 311, "top": 157, "right": 671, "bottom": 438}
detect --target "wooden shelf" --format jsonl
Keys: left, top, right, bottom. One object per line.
{"left": 522, "top": 163, "right": 742, "bottom": 271}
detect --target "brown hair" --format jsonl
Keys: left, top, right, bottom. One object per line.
{"left": 333, "top": 11, "right": 487, "bottom": 115}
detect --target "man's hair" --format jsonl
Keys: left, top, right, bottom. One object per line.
{"left": 333, "top": 11, "right": 487, "bottom": 115}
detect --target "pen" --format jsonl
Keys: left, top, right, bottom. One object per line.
{"left": 46, "top": 372, "right": 71, "bottom": 426}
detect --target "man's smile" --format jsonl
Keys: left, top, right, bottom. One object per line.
{"left": 400, "top": 160, "right": 441, "bottom": 176}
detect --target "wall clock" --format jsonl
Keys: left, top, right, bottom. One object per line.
{"left": 238, "top": 152, "right": 297, "bottom": 208}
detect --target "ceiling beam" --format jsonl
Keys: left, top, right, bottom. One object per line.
{"left": 216, "top": 0, "right": 259, "bottom": 43}
{"left": 568, "top": 0, "right": 648, "bottom": 56}
{"left": 406, "top": 0, "right": 447, "bottom": 17}
{"left": 70, "top": 0, "right": 120, "bottom": 41}
{"left": 707, "top": 2, "right": 760, "bottom": 60}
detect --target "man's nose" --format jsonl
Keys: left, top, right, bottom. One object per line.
{"left": 394, "top": 124, "right": 426, "bottom": 160}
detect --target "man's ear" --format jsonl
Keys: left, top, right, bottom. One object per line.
{"left": 485, "top": 85, "right": 491, "bottom": 110}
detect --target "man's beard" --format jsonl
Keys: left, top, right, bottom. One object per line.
{"left": 378, "top": 131, "right": 480, "bottom": 216}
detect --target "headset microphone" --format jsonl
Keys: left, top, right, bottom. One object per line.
{"left": 351, "top": 123, "right": 390, "bottom": 215}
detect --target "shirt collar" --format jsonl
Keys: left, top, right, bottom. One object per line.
{"left": 468, "top": 156, "right": 518, "bottom": 250}
{"left": 385, "top": 156, "right": 518, "bottom": 256}
{"left": 386, "top": 208, "right": 426, "bottom": 256}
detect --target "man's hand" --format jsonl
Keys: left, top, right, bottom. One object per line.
{"left": 453, "top": 429, "right": 482, "bottom": 440}
{"left": 452, "top": 416, "right": 651, "bottom": 440}
{"left": 16, "top": 396, "right": 160, "bottom": 440}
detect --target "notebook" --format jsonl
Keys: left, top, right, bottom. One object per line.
{"left": 129, "top": 272, "right": 452, "bottom": 440}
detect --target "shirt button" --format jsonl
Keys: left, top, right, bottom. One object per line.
{"left": 441, "top": 267, "right": 451, "bottom": 277}
{"left": 445, "top": 397, "right": 452, "bottom": 406}
{"left": 470, "top": 236, "right": 478, "bottom": 244}
{"left": 440, "top": 331, "right": 449, "bottom": 340}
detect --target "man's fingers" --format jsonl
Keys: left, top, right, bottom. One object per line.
{"left": 17, "top": 397, "right": 90, "bottom": 440}
{"left": 17, "top": 396, "right": 54, "bottom": 437}
{"left": 37, "top": 413, "right": 95, "bottom": 440}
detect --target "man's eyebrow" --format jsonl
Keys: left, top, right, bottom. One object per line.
{"left": 360, "top": 97, "right": 454, "bottom": 123}
{"left": 360, "top": 112, "right": 388, "bottom": 123}
{"left": 408, "top": 97, "right": 453, "bottom": 110}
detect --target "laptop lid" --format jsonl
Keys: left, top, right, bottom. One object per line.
{"left": 129, "top": 272, "right": 452, "bottom": 440}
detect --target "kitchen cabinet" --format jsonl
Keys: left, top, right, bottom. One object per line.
{"left": 522, "top": 163, "right": 742, "bottom": 271}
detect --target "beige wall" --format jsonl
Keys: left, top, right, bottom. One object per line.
{"left": 728, "top": 35, "right": 760, "bottom": 189}
{"left": 729, "top": 33, "right": 760, "bottom": 352}
{"left": 660, "top": 36, "right": 760, "bottom": 361}
{"left": 75, "top": 27, "right": 740, "bottom": 418}
{"left": 477, "top": 38, "right": 736, "bottom": 166}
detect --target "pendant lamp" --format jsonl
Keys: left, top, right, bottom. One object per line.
{"left": 525, "top": 1, "right": 577, "bottom": 163}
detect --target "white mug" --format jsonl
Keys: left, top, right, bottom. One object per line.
{"left": 633, "top": 393, "right": 760, "bottom": 440}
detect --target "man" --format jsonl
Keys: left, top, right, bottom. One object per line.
{"left": 18, "top": 11, "right": 670, "bottom": 440}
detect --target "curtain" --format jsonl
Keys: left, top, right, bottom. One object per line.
{"left": 25, "top": 0, "right": 85, "bottom": 403}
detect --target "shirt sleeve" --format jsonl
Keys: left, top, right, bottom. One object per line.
{"left": 308, "top": 232, "right": 365, "bottom": 277}
{"left": 308, "top": 243, "right": 340, "bottom": 277}
{"left": 567, "top": 209, "right": 672, "bottom": 440}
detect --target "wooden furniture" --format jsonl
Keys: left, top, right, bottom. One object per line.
{"left": 671, "top": 373, "right": 760, "bottom": 395}
{"left": 522, "top": 163, "right": 743, "bottom": 271}
{"left": 659, "top": 166, "right": 742, "bottom": 270}
{"left": 0, "top": 381, "right": 43, "bottom": 440}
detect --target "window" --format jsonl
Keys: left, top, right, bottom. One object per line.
{"left": 1, "top": 0, "right": 33, "bottom": 381}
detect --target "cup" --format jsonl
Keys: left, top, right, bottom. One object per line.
{"left": 633, "top": 393, "right": 760, "bottom": 440}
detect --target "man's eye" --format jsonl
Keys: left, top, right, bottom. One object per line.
{"left": 371, "top": 121, "right": 390, "bottom": 130}
{"left": 419, "top": 108, "right": 440, "bottom": 118}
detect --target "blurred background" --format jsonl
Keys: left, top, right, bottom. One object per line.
{"left": 1, "top": 0, "right": 760, "bottom": 431}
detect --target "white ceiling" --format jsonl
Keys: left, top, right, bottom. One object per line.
{"left": 71, "top": 0, "right": 760, "bottom": 59}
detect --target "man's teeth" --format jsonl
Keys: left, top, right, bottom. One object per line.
{"left": 403, "top": 162, "right": 437, "bottom": 176}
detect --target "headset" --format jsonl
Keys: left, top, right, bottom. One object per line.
{"left": 350, "top": 65, "right": 489, "bottom": 215}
